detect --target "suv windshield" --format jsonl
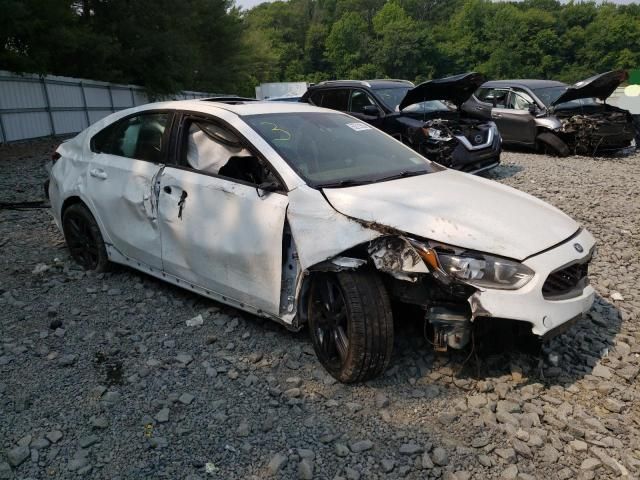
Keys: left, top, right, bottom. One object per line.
{"left": 533, "top": 86, "right": 599, "bottom": 109}
{"left": 244, "top": 112, "right": 439, "bottom": 187}
{"left": 374, "top": 87, "right": 411, "bottom": 110}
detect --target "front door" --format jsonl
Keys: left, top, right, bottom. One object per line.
{"left": 157, "top": 115, "right": 289, "bottom": 315}
{"left": 492, "top": 90, "right": 538, "bottom": 144}
{"left": 87, "top": 111, "right": 171, "bottom": 269}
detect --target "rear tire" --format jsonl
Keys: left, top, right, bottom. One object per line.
{"left": 308, "top": 271, "right": 394, "bottom": 383}
{"left": 537, "top": 132, "right": 570, "bottom": 157}
{"left": 62, "top": 203, "right": 110, "bottom": 272}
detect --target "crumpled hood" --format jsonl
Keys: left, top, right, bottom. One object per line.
{"left": 552, "top": 70, "right": 628, "bottom": 106}
{"left": 323, "top": 170, "right": 579, "bottom": 261}
{"left": 399, "top": 72, "right": 486, "bottom": 110}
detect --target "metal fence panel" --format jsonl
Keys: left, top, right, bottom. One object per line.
{"left": 84, "top": 85, "right": 112, "bottom": 108}
{"left": 0, "top": 70, "right": 215, "bottom": 143}
{"left": 52, "top": 110, "right": 87, "bottom": 134}
{"left": 0, "top": 80, "right": 45, "bottom": 109}
{"left": 88, "top": 110, "right": 114, "bottom": 124}
{"left": 47, "top": 83, "right": 83, "bottom": 108}
{"left": 2, "top": 111, "right": 51, "bottom": 141}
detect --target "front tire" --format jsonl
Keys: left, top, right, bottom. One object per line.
{"left": 62, "top": 203, "right": 110, "bottom": 272}
{"left": 537, "top": 132, "right": 570, "bottom": 157}
{"left": 308, "top": 271, "right": 394, "bottom": 383}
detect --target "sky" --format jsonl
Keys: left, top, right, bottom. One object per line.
{"left": 237, "top": 0, "right": 638, "bottom": 9}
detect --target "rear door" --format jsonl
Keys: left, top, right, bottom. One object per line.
{"left": 87, "top": 111, "right": 172, "bottom": 268}
{"left": 157, "top": 113, "right": 289, "bottom": 314}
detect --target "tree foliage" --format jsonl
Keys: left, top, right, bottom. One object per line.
{"left": 1, "top": 0, "right": 639, "bottom": 96}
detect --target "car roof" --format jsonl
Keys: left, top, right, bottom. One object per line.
{"left": 310, "top": 79, "right": 414, "bottom": 90}
{"left": 482, "top": 79, "right": 568, "bottom": 89}
{"left": 133, "top": 99, "right": 330, "bottom": 117}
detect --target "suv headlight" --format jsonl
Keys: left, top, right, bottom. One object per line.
{"left": 411, "top": 240, "right": 534, "bottom": 290}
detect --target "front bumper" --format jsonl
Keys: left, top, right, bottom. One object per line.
{"left": 468, "top": 228, "right": 596, "bottom": 337}
{"left": 450, "top": 130, "right": 502, "bottom": 174}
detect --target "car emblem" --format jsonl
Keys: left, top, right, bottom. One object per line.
{"left": 474, "top": 134, "right": 483, "bottom": 144}
{"left": 574, "top": 243, "right": 583, "bottom": 253}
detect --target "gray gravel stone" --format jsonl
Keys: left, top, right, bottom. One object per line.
{"left": 432, "top": 447, "right": 448, "bottom": 466}
{"left": 267, "top": 453, "right": 288, "bottom": 475}
{"left": 6, "top": 446, "right": 29, "bottom": 467}
{"left": 349, "top": 440, "right": 373, "bottom": 453}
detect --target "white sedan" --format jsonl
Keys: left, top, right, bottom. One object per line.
{"left": 47, "top": 100, "right": 595, "bottom": 383}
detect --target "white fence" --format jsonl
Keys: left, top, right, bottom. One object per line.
{"left": 0, "top": 70, "right": 217, "bottom": 143}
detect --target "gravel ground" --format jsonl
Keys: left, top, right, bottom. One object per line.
{"left": 1, "top": 138, "right": 639, "bottom": 480}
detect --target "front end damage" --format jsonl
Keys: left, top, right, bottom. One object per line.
{"left": 555, "top": 107, "right": 635, "bottom": 155}
{"left": 309, "top": 226, "right": 595, "bottom": 353}
{"left": 410, "top": 118, "right": 501, "bottom": 173}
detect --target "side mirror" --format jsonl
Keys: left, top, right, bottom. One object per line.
{"left": 362, "top": 105, "right": 380, "bottom": 117}
{"left": 528, "top": 103, "right": 538, "bottom": 115}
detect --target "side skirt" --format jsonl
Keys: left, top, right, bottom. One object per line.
{"left": 105, "top": 244, "right": 301, "bottom": 332}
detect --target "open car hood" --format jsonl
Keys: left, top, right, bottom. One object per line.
{"left": 551, "top": 70, "right": 628, "bottom": 106}
{"left": 323, "top": 170, "right": 579, "bottom": 261}
{"left": 399, "top": 72, "right": 486, "bottom": 111}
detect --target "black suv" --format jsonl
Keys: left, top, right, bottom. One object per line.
{"left": 301, "top": 74, "right": 501, "bottom": 174}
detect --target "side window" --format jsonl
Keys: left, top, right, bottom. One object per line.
{"left": 182, "top": 119, "right": 277, "bottom": 186}
{"left": 474, "top": 88, "right": 491, "bottom": 102}
{"left": 92, "top": 113, "right": 169, "bottom": 163}
{"left": 308, "top": 91, "right": 323, "bottom": 106}
{"left": 349, "top": 90, "right": 375, "bottom": 113}
{"left": 508, "top": 89, "right": 535, "bottom": 110}
{"left": 320, "top": 89, "right": 349, "bottom": 111}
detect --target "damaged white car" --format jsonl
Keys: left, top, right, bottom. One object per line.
{"left": 47, "top": 100, "right": 595, "bottom": 383}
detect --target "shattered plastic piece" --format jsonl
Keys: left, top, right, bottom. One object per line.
{"left": 186, "top": 314, "right": 204, "bottom": 327}
{"left": 205, "top": 462, "right": 218, "bottom": 474}
{"left": 610, "top": 292, "right": 624, "bottom": 301}
{"left": 32, "top": 263, "right": 50, "bottom": 274}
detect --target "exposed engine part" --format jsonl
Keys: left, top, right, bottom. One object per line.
{"left": 427, "top": 305, "right": 471, "bottom": 351}
{"left": 416, "top": 118, "right": 490, "bottom": 166}
{"left": 558, "top": 110, "right": 634, "bottom": 155}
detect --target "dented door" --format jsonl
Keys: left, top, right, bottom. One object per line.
{"left": 86, "top": 153, "right": 163, "bottom": 268}
{"left": 157, "top": 167, "right": 288, "bottom": 315}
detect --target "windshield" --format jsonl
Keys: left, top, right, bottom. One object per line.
{"left": 533, "top": 86, "right": 599, "bottom": 108}
{"left": 374, "top": 87, "right": 411, "bottom": 110}
{"left": 402, "top": 100, "right": 451, "bottom": 113}
{"left": 244, "top": 112, "right": 439, "bottom": 187}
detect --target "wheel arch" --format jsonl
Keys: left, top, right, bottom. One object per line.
{"left": 60, "top": 194, "right": 113, "bottom": 246}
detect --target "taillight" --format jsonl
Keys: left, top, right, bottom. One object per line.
{"left": 52, "top": 151, "right": 61, "bottom": 163}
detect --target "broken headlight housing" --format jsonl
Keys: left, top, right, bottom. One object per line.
{"left": 411, "top": 240, "right": 534, "bottom": 290}
{"left": 436, "top": 252, "right": 533, "bottom": 290}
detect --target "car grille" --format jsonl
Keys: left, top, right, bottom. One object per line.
{"left": 542, "top": 260, "right": 589, "bottom": 299}
{"left": 464, "top": 130, "right": 489, "bottom": 146}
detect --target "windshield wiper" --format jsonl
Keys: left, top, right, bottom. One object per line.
{"left": 374, "top": 169, "right": 429, "bottom": 183}
{"left": 317, "top": 179, "right": 374, "bottom": 188}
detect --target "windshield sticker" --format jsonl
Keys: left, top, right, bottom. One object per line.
{"left": 346, "top": 122, "right": 372, "bottom": 132}
{"left": 260, "top": 122, "right": 292, "bottom": 142}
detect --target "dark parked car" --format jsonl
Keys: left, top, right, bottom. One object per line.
{"left": 301, "top": 74, "right": 501, "bottom": 174}
{"left": 462, "top": 70, "right": 635, "bottom": 156}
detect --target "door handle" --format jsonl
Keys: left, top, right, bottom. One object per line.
{"left": 89, "top": 168, "right": 107, "bottom": 180}
{"left": 475, "top": 106, "right": 484, "bottom": 110}
{"left": 163, "top": 186, "right": 172, "bottom": 194}
{"left": 493, "top": 113, "right": 502, "bottom": 118}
